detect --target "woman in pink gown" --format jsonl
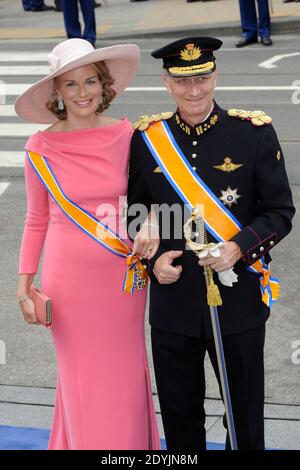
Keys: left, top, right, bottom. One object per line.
{"left": 15, "top": 38, "right": 160, "bottom": 450}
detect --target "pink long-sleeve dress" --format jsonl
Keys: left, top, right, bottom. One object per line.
{"left": 18, "top": 118, "right": 160, "bottom": 450}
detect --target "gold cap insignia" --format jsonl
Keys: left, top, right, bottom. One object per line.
{"left": 180, "top": 43, "right": 201, "bottom": 62}
{"left": 228, "top": 109, "right": 272, "bottom": 126}
{"left": 133, "top": 112, "right": 173, "bottom": 131}
{"left": 276, "top": 150, "right": 281, "bottom": 162}
{"left": 213, "top": 157, "right": 243, "bottom": 173}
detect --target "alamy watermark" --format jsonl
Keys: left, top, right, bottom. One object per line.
{"left": 95, "top": 199, "right": 203, "bottom": 248}
{"left": 291, "top": 340, "right": 300, "bottom": 365}
{"left": 0, "top": 340, "right": 6, "bottom": 365}
{"left": 291, "top": 80, "right": 300, "bottom": 105}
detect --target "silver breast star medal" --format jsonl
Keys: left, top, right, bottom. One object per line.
{"left": 219, "top": 186, "right": 241, "bottom": 208}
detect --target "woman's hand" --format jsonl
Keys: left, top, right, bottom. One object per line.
{"left": 17, "top": 274, "right": 38, "bottom": 325}
{"left": 132, "top": 212, "right": 160, "bottom": 260}
{"left": 18, "top": 297, "right": 39, "bottom": 325}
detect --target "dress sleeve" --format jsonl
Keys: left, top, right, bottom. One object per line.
{"left": 127, "top": 131, "right": 152, "bottom": 240}
{"left": 18, "top": 154, "right": 50, "bottom": 274}
{"left": 127, "top": 130, "right": 167, "bottom": 283}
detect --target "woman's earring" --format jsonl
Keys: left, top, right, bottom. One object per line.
{"left": 57, "top": 96, "right": 64, "bottom": 111}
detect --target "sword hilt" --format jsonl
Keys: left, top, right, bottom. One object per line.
{"left": 183, "top": 206, "right": 222, "bottom": 306}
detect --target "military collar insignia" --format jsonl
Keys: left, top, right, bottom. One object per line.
{"left": 219, "top": 186, "right": 241, "bottom": 208}
{"left": 228, "top": 109, "right": 272, "bottom": 126}
{"left": 133, "top": 111, "right": 173, "bottom": 131}
{"left": 180, "top": 43, "right": 201, "bottom": 62}
{"left": 213, "top": 157, "right": 243, "bottom": 173}
{"left": 175, "top": 110, "right": 219, "bottom": 136}
{"left": 276, "top": 150, "right": 281, "bottom": 162}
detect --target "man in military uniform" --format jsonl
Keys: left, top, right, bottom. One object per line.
{"left": 127, "top": 37, "right": 295, "bottom": 450}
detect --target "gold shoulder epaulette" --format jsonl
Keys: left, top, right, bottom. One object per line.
{"left": 228, "top": 109, "right": 272, "bottom": 127}
{"left": 133, "top": 112, "right": 173, "bottom": 131}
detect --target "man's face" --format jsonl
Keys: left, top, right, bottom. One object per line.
{"left": 163, "top": 71, "right": 217, "bottom": 123}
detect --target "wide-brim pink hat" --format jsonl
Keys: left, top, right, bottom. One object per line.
{"left": 15, "top": 38, "right": 140, "bottom": 124}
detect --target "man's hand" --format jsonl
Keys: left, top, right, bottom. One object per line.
{"left": 198, "top": 241, "right": 243, "bottom": 272}
{"left": 153, "top": 250, "right": 183, "bottom": 284}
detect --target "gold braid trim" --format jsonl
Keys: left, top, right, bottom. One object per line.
{"left": 168, "top": 61, "right": 214, "bottom": 75}
{"left": 228, "top": 108, "right": 272, "bottom": 126}
{"left": 133, "top": 112, "right": 173, "bottom": 131}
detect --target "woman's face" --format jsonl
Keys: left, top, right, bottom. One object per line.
{"left": 56, "top": 64, "right": 102, "bottom": 119}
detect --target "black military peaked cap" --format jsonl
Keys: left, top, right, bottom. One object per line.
{"left": 151, "top": 37, "right": 223, "bottom": 77}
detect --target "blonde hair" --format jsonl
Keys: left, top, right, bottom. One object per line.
{"left": 46, "top": 61, "right": 117, "bottom": 120}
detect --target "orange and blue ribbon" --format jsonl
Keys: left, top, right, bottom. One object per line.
{"left": 142, "top": 121, "right": 280, "bottom": 307}
{"left": 26, "top": 150, "right": 147, "bottom": 294}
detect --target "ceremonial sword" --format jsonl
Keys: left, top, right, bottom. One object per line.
{"left": 183, "top": 206, "right": 238, "bottom": 450}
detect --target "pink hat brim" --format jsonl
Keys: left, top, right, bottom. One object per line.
{"left": 15, "top": 44, "right": 140, "bottom": 124}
